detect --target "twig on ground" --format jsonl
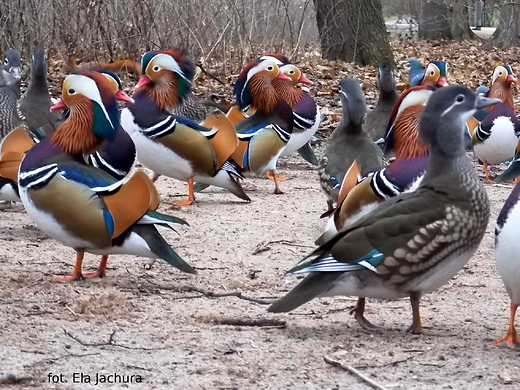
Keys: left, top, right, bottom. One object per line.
{"left": 65, "top": 305, "right": 77, "bottom": 316}
{"left": 252, "top": 239, "right": 314, "bottom": 255}
{"left": 143, "top": 281, "right": 275, "bottom": 305}
{"left": 212, "top": 317, "right": 286, "bottom": 328}
{"left": 63, "top": 329, "right": 171, "bottom": 351}
{"left": 356, "top": 356, "right": 414, "bottom": 369}
{"left": 324, "top": 356, "right": 389, "bottom": 390}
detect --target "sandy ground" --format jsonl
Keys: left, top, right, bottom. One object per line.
{"left": 0, "top": 151, "right": 519, "bottom": 390}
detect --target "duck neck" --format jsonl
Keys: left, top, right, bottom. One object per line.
{"left": 272, "top": 78, "right": 303, "bottom": 107}
{"left": 249, "top": 75, "right": 279, "bottom": 114}
{"left": 50, "top": 99, "right": 100, "bottom": 154}
{"left": 489, "top": 81, "right": 514, "bottom": 109}
{"left": 143, "top": 72, "right": 181, "bottom": 111}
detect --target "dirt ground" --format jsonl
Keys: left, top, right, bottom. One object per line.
{"left": 1, "top": 148, "right": 520, "bottom": 390}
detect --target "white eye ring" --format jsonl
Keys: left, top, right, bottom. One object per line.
{"left": 68, "top": 88, "right": 76, "bottom": 95}
{"left": 499, "top": 71, "right": 503, "bottom": 76}
{"left": 455, "top": 94, "right": 464, "bottom": 103}
{"left": 429, "top": 70, "right": 435, "bottom": 76}
{"left": 289, "top": 70, "right": 295, "bottom": 74}
{"left": 267, "top": 65, "right": 274, "bottom": 71}
{"left": 153, "top": 65, "right": 160, "bottom": 72}
{"left": 3, "top": 58, "right": 8, "bottom": 65}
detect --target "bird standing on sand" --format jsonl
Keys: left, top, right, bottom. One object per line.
{"left": 269, "top": 85, "right": 496, "bottom": 334}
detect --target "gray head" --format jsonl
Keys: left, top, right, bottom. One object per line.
{"left": 377, "top": 62, "right": 397, "bottom": 95}
{"left": 30, "top": 46, "right": 47, "bottom": 81}
{"left": 338, "top": 78, "right": 367, "bottom": 129}
{"left": 2, "top": 49, "right": 22, "bottom": 80}
{"left": 419, "top": 85, "right": 500, "bottom": 157}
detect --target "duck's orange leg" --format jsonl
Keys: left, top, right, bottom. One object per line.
{"left": 53, "top": 251, "right": 85, "bottom": 281}
{"left": 406, "top": 292, "right": 432, "bottom": 335}
{"left": 268, "top": 170, "right": 285, "bottom": 194}
{"left": 82, "top": 255, "right": 109, "bottom": 278}
{"left": 265, "top": 171, "right": 286, "bottom": 181}
{"left": 350, "top": 298, "right": 380, "bottom": 330}
{"left": 169, "top": 178, "right": 195, "bottom": 206}
{"left": 491, "top": 302, "right": 520, "bottom": 348}
{"left": 483, "top": 162, "right": 494, "bottom": 183}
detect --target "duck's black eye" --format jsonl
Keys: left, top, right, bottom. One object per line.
{"left": 289, "top": 70, "right": 295, "bottom": 74}
{"left": 456, "top": 94, "right": 464, "bottom": 103}
{"left": 499, "top": 71, "right": 503, "bottom": 76}
{"left": 68, "top": 88, "right": 76, "bottom": 95}
{"left": 429, "top": 70, "right": 435, "bottom": 76}
{"left": 267, "top": 65, "right": 274, "bottom": 71}
{"left": 153, "top": 65, "right": 160, "bottom": 72}
{"left": 3, "top": 58, "right": 8, "bottom": 65}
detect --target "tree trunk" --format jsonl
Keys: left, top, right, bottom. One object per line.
{"left": 491, "top": 0, "right": 520, "bottom": 47}
{"left": 417, "top": 0, "right": 476, "bottom": 40}
{"left": 313, "top": 0, "right": 394, "bottom": 66}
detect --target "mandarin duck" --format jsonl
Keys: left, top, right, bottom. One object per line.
{"left": 2, "top": 49, "right": 22, "bottom": 84}
{"left": 121, "top": 50, "right": 249, "bottom": 205}
{"left": 364, "top": 62, "right": 399, "bottom": 143}
{"left": 408, "top": 58, "right": 448, "bottom": 88}
{"left": 383, "top": 61, "right": 448, "bottom": 158}
{"left": 472, "top": 65, "right": 518, "bottom": 181}
{"left": 0, "top": 69, "right": 21, "bottom": 139}
{"left": 257, "top": 54, "right": 320, "bottom": 166}
{"left": 18, "top": 72, "right": 195, "bottom": 280}
{"left": 86, "top": 70, "right": 136, "bottom": 181}
{"left": 269, "top": 85, "right": 494, "bottom": 334}
{"left": 319, "top": 78, "right": 383, "bottom": 210}
{"left": 230, "top": 59, "right": 294, "bottom": 194}
{"left": 17, "top": 46, "right": 62, "bottom": 139}
{"left": 492, "top": 178, "right": 520, "bottom": 348}
{"left": 318, "top": 155, "right": 430, "bottom": 245}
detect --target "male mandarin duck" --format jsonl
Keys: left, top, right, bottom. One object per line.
{"left": 18, "top": 72, "right": 195, "bottom": 280}
{"left": 383, "top": 85, "right": 437, "bottom": 158}
{"left": 364, "top": 62, "right": 399, "bottom": 143}
{"left": 319, "top": 78, "right": 383, "bottom": 210}
{"left": 408, "top": 58, "right": 448, "bottom": 88}
{"left": 493, "top": 176, "right": 520, "bottom": 348}
{"left": 121, "top": 50, "right": 249, "bottom": 205}
{"left": 87, "top": 70, "right": 136, "bottom": 181}
{"left": 384, "top": 60, "right": 449, "bottom": 158}
{"left": 269, "top": 85, "right": 494, "bottom": 334}
{"left": 17, "top": 46, "right": 62, "bottom": 139}
{"left": 318, "top": 155, "right": 430, "bottom": 246}
{"left": 472, "top": 65, "right": 518, "bottom": 181}
{"left": 257, "top": 54, "right": 321, "bottom": 165}
{"left": 230, "top": 59, "right": 294, "bottom": 194}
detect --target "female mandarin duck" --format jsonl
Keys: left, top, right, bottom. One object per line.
{"left": 493, "top": 150, "right": 520, "bottom": 348}
{"left": 270, "top": 85, "right": 494, "bottom": 334}
{"left": 319, "top": 78, "right": 383, "bottom": 210}
{"left": 19, "top": 72, "right": 195, "bottom": 280}
{"left": 121, "top": 50, "right": 249, "bottom": 205}
{"left": 257, "top": 54, "right": 321, "bottom": 166}
{"left": 230, "top": 59, "right": 294, "bottom": 194}
{"left": 472, "top": 65, "right": 518, "bottom": 181}
{"left": 364, "top": 62, "right": 399, "bottom": 143}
